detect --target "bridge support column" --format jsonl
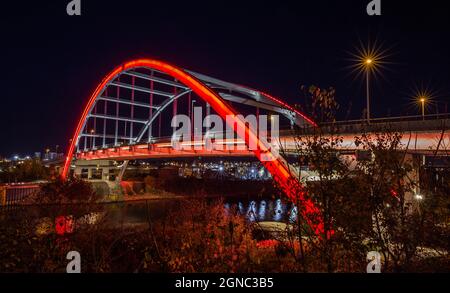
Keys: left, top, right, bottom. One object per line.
{"left": 87, "top": 168, "right": 93, "bottom": 180}
{"left": 117, "top": 160, "right": 129, "bottom": 182}
{"left": 102, "top": 168, "right": 110, "bottom": 181}
{"left": 73, "top": 160, "right": 120, "bottom": 181}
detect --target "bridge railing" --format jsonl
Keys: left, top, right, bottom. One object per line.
{"left": 77, "top": 129, "right": 283, "bottom": 153}
{"left": 286, "top": 113, "right": 450, "bottom": 135}
{"left": 322, "top": 113, "right": 450, "bottom": 125}
{"left": 75, "top": 113, "right": 450, "bottom": 154}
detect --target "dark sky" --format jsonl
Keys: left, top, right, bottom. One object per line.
{"left": 1, "top": 0, "right": 450, "bottom": 156}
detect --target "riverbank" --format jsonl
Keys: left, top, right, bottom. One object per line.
{"left": 121, "top": 176, "right": 278, "bottom": 200}
{"left": 122, "top": 190, "right": 184, "bottom": 202}
{"left": 119, "top": 188, "right": 274, "bottom": 203}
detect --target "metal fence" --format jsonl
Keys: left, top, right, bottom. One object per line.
{"left": 0, "top": 184, "right": 40, "bottom": 207}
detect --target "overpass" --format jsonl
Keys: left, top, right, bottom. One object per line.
{"left": 75, "top": 116, "right": 450, "bottom": 161}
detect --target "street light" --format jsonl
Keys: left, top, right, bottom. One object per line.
{"left": 348, "top": 40, "right": 390, "bottom": 124}
{"left": 411, "top": 85, "right": 436, "bottom": 120}
{"left": 364, "top": 58, "right": 374, "bottom": 124}
{"left": 420, "top": 97, "right": 426, "bottom": 120}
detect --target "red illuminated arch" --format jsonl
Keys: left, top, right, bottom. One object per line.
{"left": 62, "top": 59, "right": 324, "bottom": 235}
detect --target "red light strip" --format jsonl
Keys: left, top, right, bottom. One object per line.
{"left": 62, "top": 59, "right": 325, "bottom": 235}
{"left": 259, "top": 91, "right": 318, "bottom": 127}
{"left": 226, "top": 82, "right": 317, "bottom": 127}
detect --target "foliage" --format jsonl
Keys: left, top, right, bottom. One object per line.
{"left": 0, "top": 199, "right": 281, "bottom": 272}
{"left": 144, "top": 199, "right": 265, "bottom": 272}
{"left": 299, "top": 85, "right": 339, "bottom": 123}
{"left": 274, "top": 85, "right": 450, "bottom": 272}
{"left": 30, "top": 177, "right": 100, "bottom": 205}
{"left": 0, "top": 159, "right": 49, "bottom": 183}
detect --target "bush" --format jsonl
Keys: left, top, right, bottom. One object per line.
{"left": 32, "top": 177, "right": 100, "bottom": 205}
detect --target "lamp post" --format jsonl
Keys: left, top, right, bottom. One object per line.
{"left": 364, "top": 58, "right": 373, "bottom": 124}
{"left": 350, "top": 41, "right": 388, "bottom": 125}
{"left": 420, "top": 97, "right": 425, "bottom": 120}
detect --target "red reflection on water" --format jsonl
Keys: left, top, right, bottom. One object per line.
{"left": 55, "top": 216, "right": 75, "bottom": 235}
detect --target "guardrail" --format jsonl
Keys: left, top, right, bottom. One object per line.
{"left": 321, "top": 113, "right": 450, "bottom": 126}
{"left": 75, "top": 114, "right": 450, "bottom": 153}
{"left": 0, "top": 184, "right": 40, "bottom": 207}
{"left": 291, "top": 114, "right": 450, "bottom": 135}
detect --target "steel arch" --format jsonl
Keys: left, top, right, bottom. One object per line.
{"left": 62, "top": 59, "right": 324, "bottom": 235}
{"left": 134, "top": 90, "right": 192, "bottom": 143}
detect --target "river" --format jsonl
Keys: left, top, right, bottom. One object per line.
{"left": 104, "top": 196, "right": 298, "bottom": 227}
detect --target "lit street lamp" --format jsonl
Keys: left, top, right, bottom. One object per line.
{"left": 420, "top": 97, "right": 426, "bottom": 120}
{"left": 412, "top": 86, "right": 436, "bottom": 120}
{"left": 364, "top": 58, "right": 373, "bottom": 124}
{"left": 349, "top": 40, "right": 389, "bottom": 125}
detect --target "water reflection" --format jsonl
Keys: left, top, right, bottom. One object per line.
{"left": 247, "top": 201, "right": 257, "bottom": 222}
{"left": 6, "top": 196, "right": 298, "bottom": 236}
{"left": 274, "top": 199, "right": 283, "bottom": 222}
{"left": 225, "top": 198, "right": 296, "bottom": 223}
{"left": 238, "top": 202, "right": 244, "bottom": 214}
{"left": 289, "top": 206, "right": 298, "bottom": 223}
{"left": 102, "top": 197, "right": 296, "bottom": 227}
{"left": 258, "top": 200, "right": 266, "bottom": 220}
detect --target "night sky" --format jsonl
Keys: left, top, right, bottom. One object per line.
{"left": 1, "top": 0, "right": 450, "bottom": 156}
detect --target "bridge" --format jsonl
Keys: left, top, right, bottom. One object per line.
{"left": 61, "top": 58, "right": 450, "bottom": 235}
{"left": 61, "top": 58, "right": 328, "bottom": 233}
{"left": 62, "top": 59, "right": 317, "bottom": 191}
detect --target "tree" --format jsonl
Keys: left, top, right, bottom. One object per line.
{"left": 276, "top": 85, "right": 449, "bottom": 272}
{"left": 0, "top": 159, "right": 49, "bottom": 183}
